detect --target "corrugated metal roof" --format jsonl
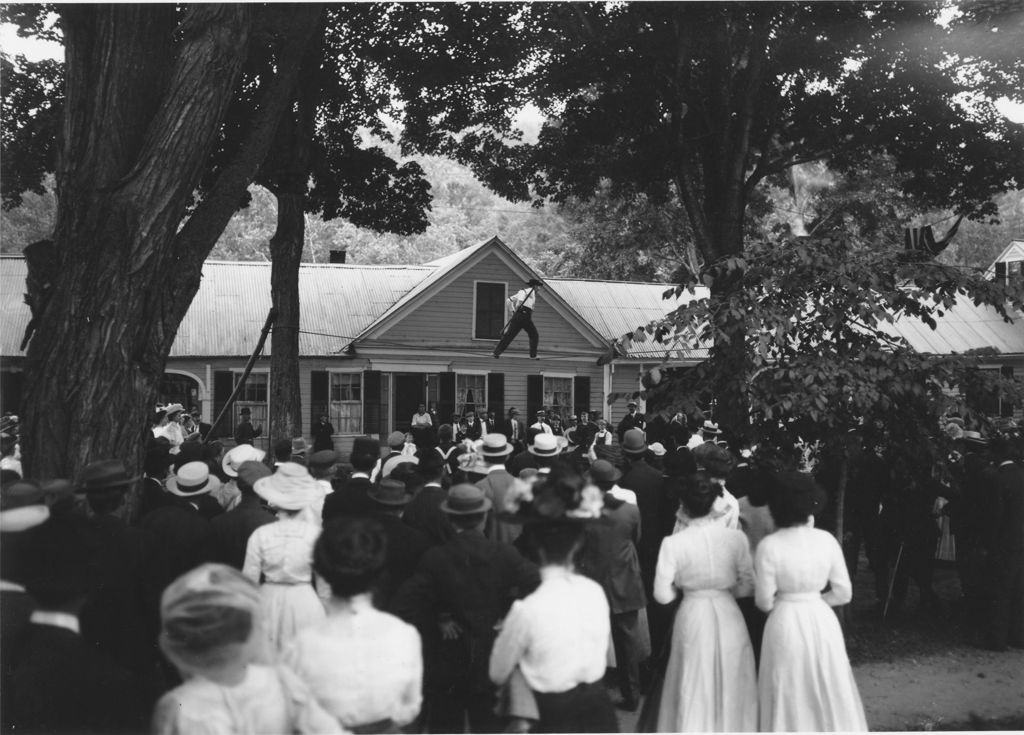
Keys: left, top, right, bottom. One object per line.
{"left": 0, "top": 258, "right": 432, "bottom": 358}
{"left": 881, "top": 297, "right": 1024, "bottom": 356}
{"left": 546, "top": 278, "right": 712, "bottom": 360}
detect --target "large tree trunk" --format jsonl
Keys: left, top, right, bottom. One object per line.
{"left": 268, "top": 193, "right": 305, "bottom": 443}
{"left": 20, "top": 5, "right": 322, "bottom": 491}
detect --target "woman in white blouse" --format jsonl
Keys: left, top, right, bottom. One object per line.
{"left": 284, "top": 517, "right": 423, "bottom": 732}
{"left": 755, "top": 471, "right": 867, "bottom": 732}
{"left": 489, "top": 471, "right": 618, "bottom": 733}
{"left": 652, "top": 471, "right": 757, "bottom": 732}
{"left": 243, "top": 463, "right": 327, "bottom": 654}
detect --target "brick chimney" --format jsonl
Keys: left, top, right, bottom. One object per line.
{"left": 329, "top": 249, "right": 347, "bottom": 264}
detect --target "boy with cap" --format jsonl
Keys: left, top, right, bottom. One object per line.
{"left": 392, "top": 485, "right": 540, "bottom": 733}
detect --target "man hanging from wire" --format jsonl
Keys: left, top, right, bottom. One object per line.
{"left": 493, "top": 279, "right": 543, "bottom": 359}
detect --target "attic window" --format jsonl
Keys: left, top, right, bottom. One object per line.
{"left": 995, "top": 260, "right": 1022, "bottom": 287}
{"left": 474, "top": 281, "right": 507, "bottom": 340}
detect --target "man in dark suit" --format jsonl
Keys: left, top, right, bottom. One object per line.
{"left": 987, "top": 436, "right": 1024, "bottom": 650}
{"left": 577, "top": 469, "right": 648, "bottom": 712}
{"left": 7, "top": 512, "right": 152, "bottom": 733}
{"left": 367, "top": 478, "right": 432, "bottom": 610}
{"left": 464, "top": 411, "right": 484, "bottom": 441}
{"left": 403, "top": 452, "right": 455, "bottom": 546}
{"left": 499, "top": 407, "right": 527, "bottom": 455}
{"left": 204, "top": 460, "right": 274, "bottom": 568}
{"left": 620, "top": 429, "right": 667, "bottom": 601}
{"left": 392, "top": 484, "right": 539, "bottom": 734}
{"left": 233, "top": 406, "right": 261, "bottom": 446}
{"left": 76, "top": 460, "right": 159, "bottom": 679}
{"left": 616, "top": 401, "right": 646, "bottom": 444}
{"left": 475, "top": 434, "right": 520, "bottom": 544}
{"left": 323, "top": 436, "right": 379, "bottom": 520}
{"left": 188, "top": 406, "right": 213, "bottom": 442}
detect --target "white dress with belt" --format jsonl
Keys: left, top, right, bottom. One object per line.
{"left": 653, "top": 519, "right": 757, "bottom": 732}
{"left": 242, "top": 518, "right": 326, "bottom": 654}
{"left": 755, "top": 523, "right": 868, "bottom": 732}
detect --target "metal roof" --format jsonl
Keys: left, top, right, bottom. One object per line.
{"left": 0, "top": 258, "right": 432, "bottom": 358}
{"left": 546, "top": 278, "right": 712, "bottom": 360}
{"left": 881, "top": 296, "right": 1024, "bottom": 356}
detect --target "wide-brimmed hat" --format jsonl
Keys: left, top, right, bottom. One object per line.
{"left": 649, "top": 442, "right": 667, "bottom": 457}
{"left": 702, "top": 420, "right": 722, "bottom": 435}
{"left": 222, "top": 444, "right": 266, "bottom": 478}
{"left": 0, "top": 480, "right": 50, "bottom": 532}
{"left": 456, "top": 451, "right": 488, "bottom": 476}
{"left": 78, "top": 459, "right": 139, "bottom": 493}
{"left": 529, "top": 434, "right": 562, "bottom": 457}
{"left": 480, "top": 433, "right": 513, "bottom": 457}
{"left": 164, "top": 403, "right": 185, "bottom": 417}
{"left": 959, "top": 430, "right": 989, "bottom": 446}
{"left": 588, "top": 459, "right": 621, "bottom": 484}
{"left": 621, "top": 428, "right": 647, "bottom": 455}
{"left": 773, "top": 471, "right": 826, "bottom": 517}
{"left": 692, "top": 442, "right": 735, "bottom": 476}
{"left": 441, "top": 483, "right": 492, "bottom": 515}
{"left": 309, "top": 450, "right": 338, "bottom": 470}
{"left": 499, "top": 471, "right": 604, "bottom": 525}
{"left": 236, "top": 460, "right": 271, "bottom": 489}
{"left": 167, "top": 461, "right": 221, "bottom": 497}
{"left": 291, "top": 437, "right": 309, "bottom": 457}
{"left": 253, "top": 462, "right": 325, "bottom": 511}
{"left": 368, "top": 478, "right": 412, "bottom": 507}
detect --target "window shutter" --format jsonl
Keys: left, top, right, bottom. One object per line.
{"left": 573, "top": 376, "right": 591, "bottom": 417}
{"left": 527, "top": 374, "right": 543, "bottom": 420}
{"left": 311, "top": 371, "right": 329, "bottom": 430}
{"left": 438, "top": 372, "right": 456, "bottom": 426}
{"left": 995, "top": 261, "right": 1007, "bottom": 284}
{"left": 211, "top": 370, "right": 234, "bottom": 438}
{"left": 0, "top": 371, "right": 23, "bottom": 416}
{"left": 363, "top": 370, "right": 382, "bottom": 435}
{"left": 488, "top": 373, "right": 504, "bottom": 423}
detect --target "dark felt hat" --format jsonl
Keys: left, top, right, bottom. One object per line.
{"left": 79, "top": 460, "right": 139, "bottom": 493}
{"left": 368, "top": 478, "right": 412, "bottom": 507}
{"left": 441, "top": 484, "right": 492, "bottom": 515}
{"left": 351, "top": 436, "right": 381, "bottom": 456}
{"left": 588, "top": 459, "right": 621, "bottom": 484}
{"left": 621, "top": 428, "right": 647, "bottom": 455}
{"left": 309, "top": 450, "right": 338, "bottom": 469}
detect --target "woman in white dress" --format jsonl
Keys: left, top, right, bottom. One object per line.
{"left": 653, "top": 471, "right": 757, "bottom": 732}
{"left": 153, "top": 564, "right": 341, "bottom": 734}
{"left": 755, "top": 471, "right": 868, "bottom": 732}
{"left": 243, "top": 462, "right": 327, "bottom": 654}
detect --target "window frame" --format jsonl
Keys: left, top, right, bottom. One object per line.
{"left": 541, "top": 372, "right": 574, "bottom": 423}
{"left": 472, "top": 280, "right": 508, "bottom": 342}
{"left": 456, "top": 371, "right": 489, "bottom": 417}
{"left": 328, "top": 370, "right": 364, "bottom": 435}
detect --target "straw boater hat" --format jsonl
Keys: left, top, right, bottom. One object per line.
{"left": 166, "top": 461, "right": 221, "bottom": 497}
{"left": 480, "top": 433, "right": 513, "bottom": 457}
{"left": 164, "top": 403, "right": 185, "bottom": 418}
{"left": 253, "top": 462, "right": 325, "bottom": 510}
{"left": 222, "top": 444, "right": 266, "bottom": 478}
{"left": 440, "top": 484, "right": 493, "bottom": 515}
{"left": 528, "top": 433, "right": 562, "bottom": 457}
{"left": 959, "top": 430, "right": 989, "bottom": 447}
{"left": 382, "top": 454, "right": 418, "bottom": 479}
{"left": 648, "top": 442, "right": 667, "bottom": 457}
{"left": 702, "top": 420, "right": 722, "bottom": 435}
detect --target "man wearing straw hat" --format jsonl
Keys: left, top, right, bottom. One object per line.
{"left": 475, "top": 434, "right": 519, "bottom": 544}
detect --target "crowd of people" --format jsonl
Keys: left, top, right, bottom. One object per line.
{"left": 0, "top": 402, "right": 1021, "bottom": 733}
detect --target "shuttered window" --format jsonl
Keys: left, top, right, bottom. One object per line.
{"left": 474, "top": 282, "right": 507, "bottom": 340}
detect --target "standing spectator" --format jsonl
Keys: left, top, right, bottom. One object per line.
{"left": 577, "top": 461, "right": 649, "bottom": 713}
{"left": 153, "top": 404, "right": 187, "bottom": 454}
{"left": 476, "top": 434, "right": 520, "bottom": 544}
{"left": 365, "top": 478, "right": 432, "bottom": 610}
{"left": 531, "top": 409, "right": 553, "bottom": 435}
{"left": 464, "top": 411, "right": 484, "bottom": 442}
{"left": 234, "top": 406, "right": 262, "bottom": 446}
{"left": 312, "top": 414, "right": 335, "bottom": 454}
{"left": 500, "top": 408, "right": 528, "bottom": 455}
{"left": 402, "top": 452, "right": 456, "bottom": 546}
{"left": 154, "top": 564, "right": 340, "bottom": 734}
{"left": 549, "top": 414, "right": 564, "bottom": 437}
{"left": 392, "top": 485, "right": 540, "bottom": 733}
{"left": 478, "top": 408, "right": 493, "bottom": 437}
{"left": 8, "top": 512, "right": 152, "bottom": 733}
{"left": 666, "top": 412, "right": 691, "bottom": 452}
{"left": 575, "top": 411, "right": 598, "bottom": 450}
{"left": 591, "top": 418, "right": 614, "bottom": 454}
{"left": 1, "top": 430, "right": 22, "bottom": 477}
{"left": 411, "top": 403, "right": 433, "bottom": 447}
{"left": 323, "top": 436, "right": 378, "bottom": 520}
{"left": 986, "top": 436, "right": 1024, "bottom": 650}
{"left": 620, "top": 429, "right": 667, "bottom": 604}
{"left": 652, "top": 471, "right": 756, "bottom": 731}
{"left": 244, "top": 463, "right": 327, "bottom": 653}
{"left": 616, "top": 401, "right": 646, "bottom": 444}
{"left": 204, "top": 460, "right": 274, "bottom": 569}
{"left": 755, "top": 472, "right": 867, "bottom": 732}
{"left": 286, "top": 518, "right": 424, "bottom": 731}
{"left": 188, "top": 406, "right": 212, "bottom": 442}
{"left": 489, "top": 468, "right": 618, "bottom": 733}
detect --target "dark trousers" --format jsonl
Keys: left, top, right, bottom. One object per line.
{"left": 737, "top": 596, "right": 767, "bottom": 669}
{"left": 610, "top": 610, "right": 642, "bottom": 704}
{"left": 493, "top": 309, "right": 538, "bottom": 358}
{"left": 986, "top": 551, "right": 1024, "bottom": 650}
{"left": 534, "top": 682, "right": 619, "bottom": 733}
{"left": 426, "top": 686, "right": 498, "bottom": 734}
